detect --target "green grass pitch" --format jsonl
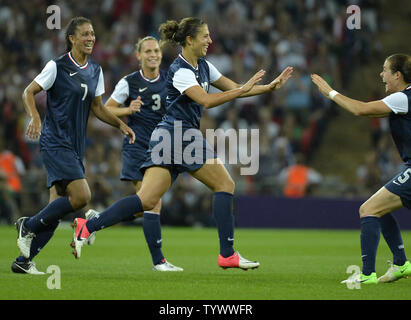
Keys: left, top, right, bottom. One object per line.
{"left": 1, "top": 224, "right": 410, "bottom": 300}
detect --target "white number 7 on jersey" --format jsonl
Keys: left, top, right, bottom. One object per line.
{"left": 81, "top": 83, "right": 88, "bottom": 101}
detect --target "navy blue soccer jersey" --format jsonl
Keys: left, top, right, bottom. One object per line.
{"left": 161, "top": 54, "right": 222, "bottom": 129}
{"left": 34, "top": 52, "right": 104, "bottom": 160}
{"left": 382, "top": 85, "right": 411, "bottom": 165}
{"left": 110, "top": 69, "right": 167, "bottom": 148}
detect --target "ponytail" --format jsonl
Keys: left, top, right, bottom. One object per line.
{"left": 158, "top": 17, "right": 205, "bottom": 47}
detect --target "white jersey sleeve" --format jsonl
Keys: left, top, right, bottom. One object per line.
{"left": 34, "top": 60, "right": 57, "bottom": 91}
{"left": 173, "top": 68, "right": 198, "bottom": 94}
{"left": 110, "top": 78, "right": 129, "bottom": 104}
{"left": 206, "top": 60, "right": 222, "bottom": 83}
{"left": 95, "top": 67, "right": 105, "bottom": 97}
{"left": 382, "top": 92, "right": 409, "bottom": 114}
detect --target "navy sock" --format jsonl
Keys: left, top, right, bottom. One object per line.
{"left": 213, "top": 192, "right": 235, "bottom": 258}
{"left": 25, "top": 197, "right": 73, "bottom": 234}
{"left": 360, "top": 216, "right": 381, "bottom": 275}
{"left": 16, "top": 220, "right": 59, "bottom": 263}
{"left": 143, "top": 212, "right": 164, "bottom": 265}
{"left": 380, "top": 213, "right": 407, "bottom": 266}
{"left": 86, "top": 195, "right": 143, "bottom": 233}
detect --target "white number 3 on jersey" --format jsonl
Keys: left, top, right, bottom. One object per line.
{"left": 152, "top": 94, "right": 161, "bottom": 111}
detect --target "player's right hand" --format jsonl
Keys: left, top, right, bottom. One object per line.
{"left": 120, "top": 123, "right": 136, "bottom": 144}
{"left": 241, "top": 69, "right": 266, "bottom": 93}
{"left": 128, "top": 96, "right": 144, "bottom": 115}
{"left": 26, "top": 116, "right": 41, "bottom": 140}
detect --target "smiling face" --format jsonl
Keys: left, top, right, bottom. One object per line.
{"left": 70, "top": 23, "right": 95, "bottom": 56}
{"left": 137, "top": 39, "right": 162, "bottom": 71}
{"left": 189, "top": 24, "right": 212, "bottom": 58}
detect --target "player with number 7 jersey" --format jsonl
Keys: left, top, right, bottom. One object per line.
{"left": 13, "top": 17, "right": 135, "bottom": 275}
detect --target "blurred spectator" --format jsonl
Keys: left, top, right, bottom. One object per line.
{"left": 356, "top": 151, "right": 382, "bottom": 196}
{"left": 0, "top": 0, "right": 387, "bottom": 225}
{"left": 0, "top": 169, "right": 20, "bottom": 224}
{"left": 0, "top": 140, "right": 25, "bottom": 214}
{"left": 278, "top": 153, "right": 322, "bottom": 198}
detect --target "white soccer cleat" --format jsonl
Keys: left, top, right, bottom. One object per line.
{"left": 153, "top": 259, "right": 183, "bottom": 272}
{"left": 16, "top": 217, "right": 35, "bottom": 259}
{"left": 84, "top": 209, "right": 100, "bottom": 245}
{"left": 11, "top": 260, "right": 45, "bottom": 275}
{"left": 378, "top": 260, "right": 411, "bottom": 283}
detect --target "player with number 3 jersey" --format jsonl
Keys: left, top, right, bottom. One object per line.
{"left": 85, "top": 36, "right": 182, "bottom": 271}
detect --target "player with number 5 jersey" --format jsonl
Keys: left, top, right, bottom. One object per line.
{"left": 312, "top": 53, "right": 411, "bottom": 285}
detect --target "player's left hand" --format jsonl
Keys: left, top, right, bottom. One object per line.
{"left": 311, "top": 74, "right": 333, "bottom": 98}
{"left": 120, "top": 123, "right": 136, "bottom": 144}
{"left": 269, "top": 66, "right": 294, "bottom": 91}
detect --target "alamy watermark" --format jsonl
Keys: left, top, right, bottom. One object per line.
{"left": 344, "top": 265, "right": 361, "bottom": 289}
{"left": 346, "top": 5, "right": 361, "bottom": 30}
{"left": 150, "top": 121, "right": 259, "bottom": 175}
{"left": 46, "top": 5, "right": 61, "bottom": 30}
{"left": 46, "top": 265, "right": 61, "bottom": 289}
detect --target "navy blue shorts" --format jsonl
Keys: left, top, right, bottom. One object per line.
{"left": 41, "top": 149, "right": 85, "bottom": 188}
{"left": 385, "top": 166, "right": 411, "bottom": 209}
{"left": 120, "top": 141, "right": 148, "bottom": 182}
{"left": 140, "top": 124, "right": 217, "bottom": 182}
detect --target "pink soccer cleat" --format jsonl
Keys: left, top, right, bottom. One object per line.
{"left": 70, "top": 218, "right": 90, "bottom": 259}
{"left": 218, "top": 251, "right": 260, "bottom": 271}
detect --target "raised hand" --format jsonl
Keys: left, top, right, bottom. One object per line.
{"left": 241, "top": 69, "right": 266, "bottom": 93}
{"left": 311, "top": 74, "right": 334, "bottom": 98}
{"left": 268, "top": 66, "right": 294, "bottom": 91}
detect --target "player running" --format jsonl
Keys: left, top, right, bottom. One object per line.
{"left": 13, "top": 17, "right": 135, "bottom": 274}
{"left": 312, "top": 53, "right": 411, "bottom": 284}
{"left": 71, "top": 17, "right": 293, "bottom": 270}
{"left": 85, "top": 36, "right": 182, "bottom": 271}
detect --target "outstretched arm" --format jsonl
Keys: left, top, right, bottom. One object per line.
{"left": 184, "top": 69, "right": 266, "bottom": 109}
{"left": 311, "top": 74, "right": 391, "bottom": 117}
{"left": 212, "top": 66, "right": 293, "bottom": 97}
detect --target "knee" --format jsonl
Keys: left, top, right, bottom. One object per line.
{"left": 69, "top": 191, "right": 91, "bottom": 210}
{"left": 359, "top": 203, "right": 367, "bottom": 218}
{"left": 359, "top": 202, "right": 378, "bottom": 219}
{"left": 214, "top": 176, "right": 235, "bottom": 194}
{"left": 138, "top": 193, "right": 160, "bottom": 212}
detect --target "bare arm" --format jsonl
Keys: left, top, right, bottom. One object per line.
{"left": 311, "top": 73, "right": 391, "bottom": 117}
{"left": 184, "top": 69, "right": 266, "bottom": 109}
{"left": 22, "top": 81, "right": 43, "bottom": 140}
{"left": 104, "top": 96, "right": 143, "bottom": 117}
{"left": 91, "top": 95, "right": 136, "bottom": 143}
{"left": 212, "top": 66, "right": 293, "bottom": 97}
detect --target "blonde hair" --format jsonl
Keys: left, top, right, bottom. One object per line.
{"left": 135, "top": 36, "right": 158, "bottom": 53}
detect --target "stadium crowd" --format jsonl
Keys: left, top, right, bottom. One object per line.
{"left": 0, "top": 0, "right": 387, "bottom": 225}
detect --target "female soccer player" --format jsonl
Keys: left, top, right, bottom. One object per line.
{"left": 312, "top": 53, "right": 411, "bottom": 284}
{"left": 72, "top": 17, "right": 293, "bottom": 270}
{"left": 86, "top": 36, "right": 182, "bottom": 271}
{"left": 12, "top": 17, "right": 135, "bottom": 274}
